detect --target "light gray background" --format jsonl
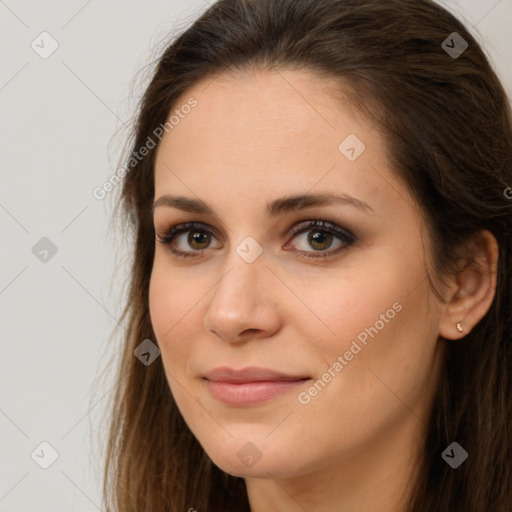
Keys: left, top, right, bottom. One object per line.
{"left": 1, "top": 1, "right": 511, "bottom": 510}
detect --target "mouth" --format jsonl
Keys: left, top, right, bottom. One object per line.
{"left": 202, "top": 366, "right": 311, "bottom": 406}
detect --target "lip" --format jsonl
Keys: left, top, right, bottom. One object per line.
{"left": 203, "top": 366, "right": 311, "bottom": 406}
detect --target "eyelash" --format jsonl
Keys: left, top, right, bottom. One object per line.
{"left": 155, "top": 220, "right": 357, "bottom": 261}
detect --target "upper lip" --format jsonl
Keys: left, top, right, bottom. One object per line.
{"left": 203, "top": 366, "right": 310, "bottom": 383}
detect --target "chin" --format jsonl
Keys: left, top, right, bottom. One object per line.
{"left": 199, "top": 435, "right": 303, "bottom": 479}
{"left": 209, "top": 452, "right": 285, "bottom": 479}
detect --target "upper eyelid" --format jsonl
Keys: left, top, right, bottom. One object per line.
{"left": 156, "top": 220, "right": 357, "bottom": 263}
{"left": 159, "top": 220, "right": 355, "bottom": 244}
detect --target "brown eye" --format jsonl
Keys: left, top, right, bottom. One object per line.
{"left": 156, "top": 222, "right": 222, "bottom": 259}
{"left": 306, "top": 230, "right": 334, "bottom": 251}
{"left": 156, "top": 219, "right": 356, "bottom": 260}
{"left": 283, "top": 220, "right": 356, "bottom": 260}
{"left": 187, "top": 230, "right": 211, "bottom": 250}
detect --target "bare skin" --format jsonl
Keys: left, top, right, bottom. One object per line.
{"left": 149, "top": 68, "right": 498, "bottom": 512}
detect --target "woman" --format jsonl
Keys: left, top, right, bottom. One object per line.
{"left": 102, "top": 0, "right": 512, "bottom": 510}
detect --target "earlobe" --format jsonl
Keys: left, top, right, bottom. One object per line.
{"left": 438, "top": 230, "right": 499, "bottom": 340}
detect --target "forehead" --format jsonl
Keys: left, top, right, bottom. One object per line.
{"left": 153, "top": 68, "right": 409, "bottom": 218}
{"left": 157, "top": 68, "right": 375, "bottom": 157}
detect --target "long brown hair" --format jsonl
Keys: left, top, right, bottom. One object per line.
{"left": 101, "top": 0, "right": 512, "bottom": 510}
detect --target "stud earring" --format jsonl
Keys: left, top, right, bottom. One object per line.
{"left": 456, "top": 321, "right": 463, "bottom": 333}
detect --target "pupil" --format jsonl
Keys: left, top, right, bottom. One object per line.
{"left": 190, "top": 231, "right": 209, "bottom": 248}
{"left": 309, "top": 230, "right": 332, "bottom": 250}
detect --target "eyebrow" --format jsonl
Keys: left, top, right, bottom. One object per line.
{"left": 152, "top": 192, "right": 374, "bottom": 216}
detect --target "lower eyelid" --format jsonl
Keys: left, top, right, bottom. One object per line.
{"left": 157, "top": 222, "right": 355, "bottom": 258}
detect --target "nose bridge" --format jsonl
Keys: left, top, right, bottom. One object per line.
{"left": 218, "top": 230, "right": 267, "bottom": 290}
{"left": 211, "top": 240, "right": 266, "bottom": 311}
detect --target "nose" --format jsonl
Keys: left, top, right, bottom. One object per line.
{"left": 203, "top": 248, "right": 282, "bottom": 344}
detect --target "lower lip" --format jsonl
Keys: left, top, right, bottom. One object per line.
{"left": 205, "top": 379, "right": 309, "bottom": 406}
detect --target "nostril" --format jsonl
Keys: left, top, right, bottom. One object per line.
{"left": 239, "top": 328, "right": 263, "bottom": 339}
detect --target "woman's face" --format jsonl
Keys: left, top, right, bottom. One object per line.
{"left": 149, "top": 69, "right": 446, "bottom": 481}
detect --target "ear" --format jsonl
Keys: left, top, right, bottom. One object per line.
{"left": 438, "top": 229, "right": 499, "bottom": 340}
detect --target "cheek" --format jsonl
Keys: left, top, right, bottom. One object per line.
{"left": 316, "top": 287, "right": 437, "bottom": 433}
{"left": 149, "top": 263, "right": 172, "bottom": 338}
{"left": 148, "top": 260, "right": 196, "bottom": 363}
{"left": 148, "top": 264, "right": 203, "bottom": 421}
{"left": 149, "top": 253, "right": 201, "bottom": 326}
{"left": 291, "top": 262, "right": 409, "bottom": 347}
{"left": 305, "top": 250, "right": 435, "bottom": 388}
